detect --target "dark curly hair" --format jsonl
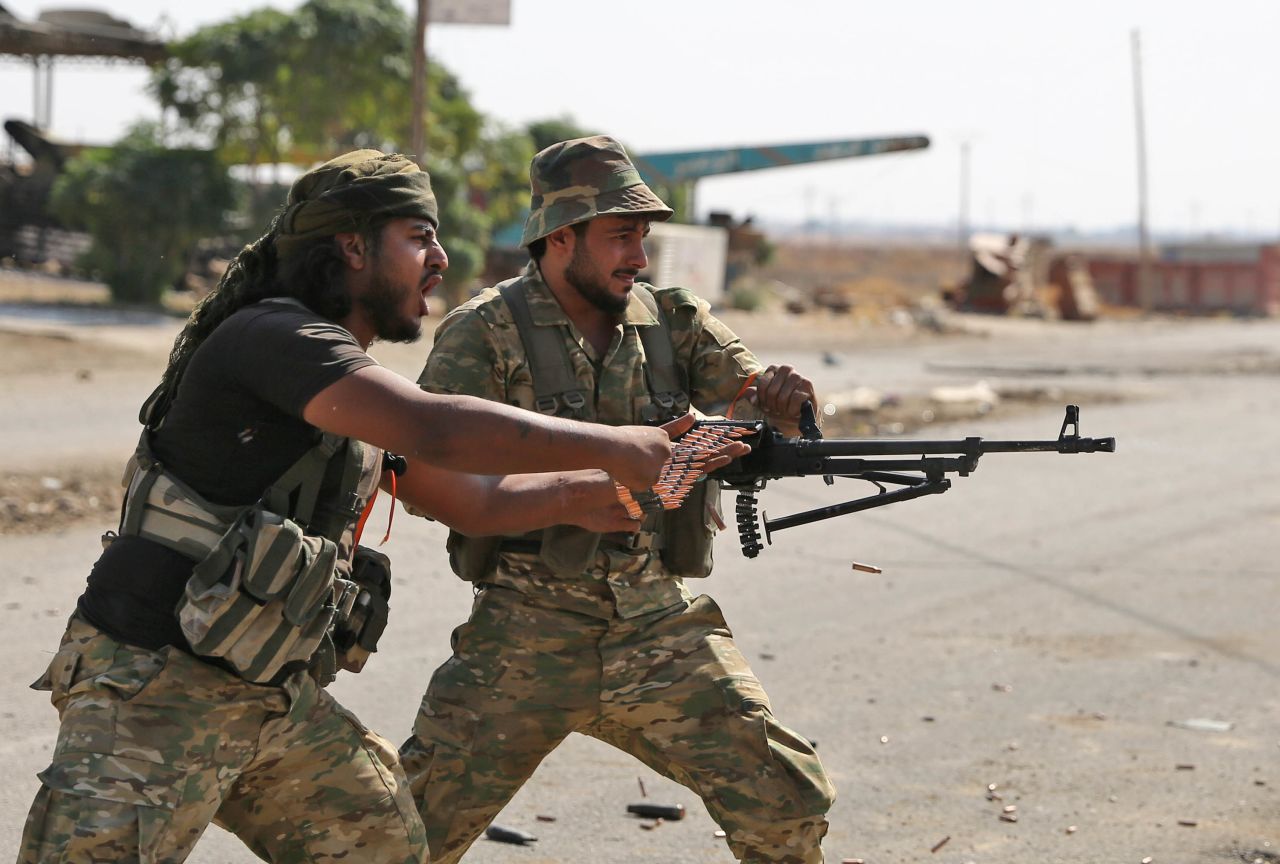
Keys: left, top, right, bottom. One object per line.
{"left": 147, "top": 213, "right": 387, "bottom": 424}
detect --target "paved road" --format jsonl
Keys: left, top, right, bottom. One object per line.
{"left": 2, "top": 313, "right": 1277, "bottom": 864}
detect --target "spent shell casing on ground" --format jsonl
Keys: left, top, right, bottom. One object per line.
{"left": 626, "top": 802, "right": 686, "bottom": 820}
{"left": 484, "top": 825, "right": 537, "bottom": 844}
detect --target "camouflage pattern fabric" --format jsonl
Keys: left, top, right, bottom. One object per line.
{"left": 19, "top": 615, "right": 426, "bottom": 864}
{"left": 406, "top": 265, "right": 834, "bottom": 863}
{"left": 275, "top": 149, "right": 438, "bottom": 261}
{"left": 420, "top": 263, "right": 764, "bottom": 617}
{"left": 521, "top": 136, "right": 673, "bottom": 246}
{"left": 400, "top": 586, "right": 833, "bottom": 864}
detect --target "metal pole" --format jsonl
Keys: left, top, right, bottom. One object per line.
{"left": 32, "top": 57, "right": 41, "bottom": 127}
{"left": 1131, "top": 29, "right": 1153, "bottom": 311}
{"left": 411, "top": 0, "right": 429, "bottom": 158}
{"left": 959, "top": 140, "right": 971, "bottom": 275}
{"left": 43, "top": 57, "right": 54, "bottom": 130}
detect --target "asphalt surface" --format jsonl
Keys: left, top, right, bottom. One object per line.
{"left": 1, "top": 311, "right": 1277, "bottom": 864}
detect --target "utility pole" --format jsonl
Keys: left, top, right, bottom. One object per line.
{"left": 958, "top": 140, "right": 971, "bottom": 277}
{"left": 1131, "top": 29, "right": 1154, "bottom": 311}
{"left": 411, "top": 0, "right": 429, "bottom": 159}
{"left": 32, "top": 55, "right": 53, "bottom": 129}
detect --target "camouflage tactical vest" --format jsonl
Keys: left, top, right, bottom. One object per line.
{"left": 447, "top": 281, "right": 720, "bottom": 583}
{"left": 116, "top": 300, "right": 387, "bottom": 685}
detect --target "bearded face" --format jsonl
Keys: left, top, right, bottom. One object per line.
{"left": 564, "top": 240, "right": 632, "bottom": 315}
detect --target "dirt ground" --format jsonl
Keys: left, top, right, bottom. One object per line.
{"left": 0, "top": 266, "right": 178, "bottom": 533}
{"left": 0, "top": 330, "right": 157, "bottom": 533}
{"left": 4, "top": 268, "right": 1279, "bottom": 864}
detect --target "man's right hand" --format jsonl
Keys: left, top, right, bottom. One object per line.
{"left": 608, "top": 425, "right": 673, "bottom": 490}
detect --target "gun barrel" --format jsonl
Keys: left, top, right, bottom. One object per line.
{"left": 977, "top": 437, "right": 1116, "bottom": 454}
{"left": 793, "top": 436, "right": 1115, "bottom": 457}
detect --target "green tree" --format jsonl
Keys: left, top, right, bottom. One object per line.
{"left": 152, "top": 7, "right": 294, "bottom": 165}
{"left": 50, "top": 123, "right": 237, "bottom": 305}
{"left": 153, "top": 0, "right": 500, "bottom": 301}
{"left": 152, "top": 2, "right": 636, "bottom": 306}
{"left": 526, "top": 116, "right": 598, "bottom": 153}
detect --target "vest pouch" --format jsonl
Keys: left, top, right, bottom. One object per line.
{"left": 332, "top": 546, "right": 392, "bottom": 674}
{"left": 177, "top": 504, "right": 340, "bottom": 684}
{"left": 539, "top": 525, "right": 602, "bottom": 577}
{"left": 278, "top": 530, "right": 340, "bottom": 626}
{"left": 446, "top": 532, "right": 503, "bottom": 582}
{"left": 659, "top": 481, "right": 721, "bottom": 578}
{"left": 121, "top": 444, "right": 242, "bottom": 560}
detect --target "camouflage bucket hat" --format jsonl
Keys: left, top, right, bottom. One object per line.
{"left": 521, "top": 135, "right": 673, "bottom": 247}
{"left": 275, "top": 149, "right": 438, "bottom": 260}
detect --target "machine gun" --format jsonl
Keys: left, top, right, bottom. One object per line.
{"left": 704, "top": 404, "right": 1115, "bottom": 560}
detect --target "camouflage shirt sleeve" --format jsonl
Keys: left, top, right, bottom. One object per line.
{"left": 417, "top": 290, "right": 509, "bottom": 402}
{"left": 654, "top": 287, "right": 765, "bottom": 418}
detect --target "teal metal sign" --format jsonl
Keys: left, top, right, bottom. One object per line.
{"left": 631, "top": 135, "right": 930, "bottom": 185}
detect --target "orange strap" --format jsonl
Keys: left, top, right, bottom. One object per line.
{"left": 725, "top": 371, "right": 759, "bottom": 420}
{"left": 379, "top": 470, "right": 396, "bottom": 545}
{"left": 353, "top": 470, "right": 397, "bottom": 547}
{"left": 354, "top": 489, "right": 377, "bottom": 547}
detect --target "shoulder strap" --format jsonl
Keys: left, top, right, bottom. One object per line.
{"left": 499, "top": 281, "right": 588, "bottom": 417}
{"left": 633, "top": 287, "right": 686, "bottom": 419}
{"left": 261, "top": 433, "right": 346, "bottom": 530}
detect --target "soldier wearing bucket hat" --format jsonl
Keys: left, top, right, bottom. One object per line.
{"left": 403, "top": 135, "right": 835, "bottom": 864}
{"left": 519, "top": 134, "right": 674, "bottom": 246}
{"left": 15, "top": 148, "right": 688, "bottom": 864}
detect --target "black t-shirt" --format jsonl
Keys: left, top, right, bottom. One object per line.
{"left": 78, "top": 300, "right": 377, "bottom": 650}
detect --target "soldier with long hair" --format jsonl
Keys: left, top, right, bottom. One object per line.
{"left": 16, "top": 149, "right": 704, "bottom": 864}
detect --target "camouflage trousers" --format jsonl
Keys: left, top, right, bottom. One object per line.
{"left": 18, "top": 614, "right": 426, "bottom": 864}
{"left": 399, "top": 586, "right": 835, "bottom": 864}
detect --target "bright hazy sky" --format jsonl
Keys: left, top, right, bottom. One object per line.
{"left": 2, "top": 0, "right": 1277, "bottom": 236}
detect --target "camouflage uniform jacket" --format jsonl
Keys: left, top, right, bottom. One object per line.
{"left": 419, "top": 262, "right": 764, "bottom": 619}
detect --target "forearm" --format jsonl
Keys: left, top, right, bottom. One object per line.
{"left": 303, "top": 365, "right": 663, "bottom": 487}
{"left": 395, "top": 462, "right": 620, "bottom": 536}
{"left": 412, "top": 393, "right": 626, "bottom": 476}
{"left": 464, "top": 471, "right": 614, "bottom": 535}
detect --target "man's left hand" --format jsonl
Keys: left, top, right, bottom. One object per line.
{"left": 743, "top": 364, "right": 817, "bottom": 437}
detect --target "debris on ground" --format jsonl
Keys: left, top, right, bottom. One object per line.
{"left": 1, "top": 468, "right": 120, "bottom": 535}
{"left": 1168, "top": 718, "right": 1234, "bottom": 733}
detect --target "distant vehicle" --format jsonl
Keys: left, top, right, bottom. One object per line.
{"left": 0, "top": 119, "right": 84, "bottom": 264}
{"left": 0, "top": 4, "right": 166, "bottom": 264}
